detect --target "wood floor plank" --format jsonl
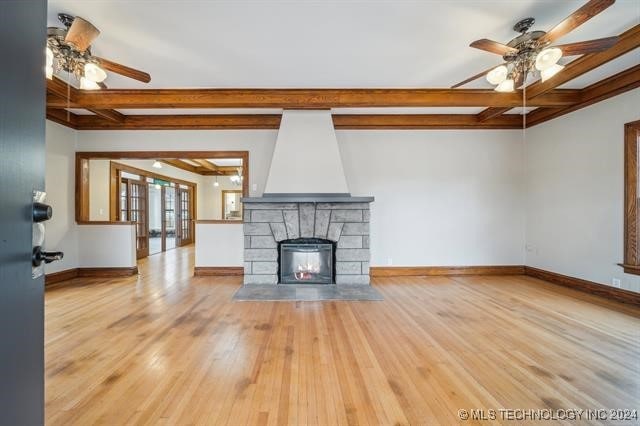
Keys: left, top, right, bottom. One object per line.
{"left": 46, "top": 246, "right": 640, "bottom": 425}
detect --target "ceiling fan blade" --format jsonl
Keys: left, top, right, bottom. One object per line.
{"left": 64, "top": 16, "right": 100, "bottom": 52}
{"left": 470, "top": 39, "right": 518, "bottom": 56}
{"left": 95, "top": 57, "right": 151, "bottom": 83}
{"left": 539, "top": 0, "right": 616, "bottom": 44}
{"left": 97, "top": 82, "right": 108, "bottom": 89}
{"left": 555, "top": 36, "right": 619, "bottom": 56}
{"left": 451, "top": 63, "right": 506, "bottom": 88}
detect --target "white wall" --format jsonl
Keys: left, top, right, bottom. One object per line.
{"left": 45, "top": 121, "right": 78, "bottom": 274}
{"left": 525, "top": 89, "right": 640, "bottom": 293}
{"left": 339, "top": 130, "right": 525, "bottom": 266}
{"left": 202, "top": 175, "right": 242, "bottom": 220}
{"left": 89, "top": 160, "right": 110, "bottom": 220}
{"left": 195, "top": 223, "right": 244, "bottom": 267}
{"left": 77, "top": 224, "right": 137, "bottom": 268}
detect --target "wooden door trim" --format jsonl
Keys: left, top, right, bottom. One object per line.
{"left": 623, "top": 119, "right": 640, "bottom": 274}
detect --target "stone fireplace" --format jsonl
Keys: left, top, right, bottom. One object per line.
{"left": 241, "top": 110, "right": 374, "bottom": 285}
{"left": 242, "top": 196, "right": 373, "bottom": 285}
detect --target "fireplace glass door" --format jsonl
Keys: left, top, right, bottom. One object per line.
{"left": 280, "top": 241, "right": 333, "bottom": 284}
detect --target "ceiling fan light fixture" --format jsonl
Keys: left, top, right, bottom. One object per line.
{"left": 45, "top": 47, "right": 54, "bottom": 79}
{"left": 540, "top": 63, "right": 565, "bottom": 82}
{"left": 494, "top": 78, "right": 515, "bottom": 93}
{"left": 535, "top": 47, "right": 562, "bottom": 71}
{"left": 46, "top": 47, "right": 53, "bottom": 67}
{"left": 486, "top": 65, "right": 508, "bottom": 85}
{"left": 84, "top": 62, "right": 107, "bottom": 83}
{"left": 152, "top": 160, "right": 162, "bottom": 169}
{"left": 79, "top": 76, "right": 100, "bottom": 90}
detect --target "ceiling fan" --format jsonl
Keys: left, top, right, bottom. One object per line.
{"left": 451, "top": 0, "right": 619, "bottom": 92}
{"left": 46, "top": 13, "right": 151, "bottom": 89}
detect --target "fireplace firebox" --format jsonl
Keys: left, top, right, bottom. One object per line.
{"left": 279, "top": 238, "right": 335, "bottom": 284}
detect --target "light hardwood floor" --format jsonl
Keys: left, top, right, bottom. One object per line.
{"left": 45, "top": 246, "right": 640, "bottom": 425}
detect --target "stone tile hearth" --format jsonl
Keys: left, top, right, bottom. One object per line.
{"left": 242, "top": 201, "right": 372, "bottom": 285}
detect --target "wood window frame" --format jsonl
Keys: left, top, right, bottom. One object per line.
{"left": 74, "top": 150, "right": 249, "bottom": 223}
{"left": 622, "top": 120, "right": 640, "bottom": 275}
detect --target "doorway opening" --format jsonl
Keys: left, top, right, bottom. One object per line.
{"left": 115, "top": 162, "right": 195, "bottom": 258}
{"left": 148, "top": 182, "right": 178, "bottom": 255}
{"left": 75, "top": 151, "right": 249, "bottom": 262}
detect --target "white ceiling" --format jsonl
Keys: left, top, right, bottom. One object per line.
{"left": 48, "top": 0, "right": 639, "bottom": 90}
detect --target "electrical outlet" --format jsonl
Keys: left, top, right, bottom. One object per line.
{"left": 387, "top": 257, "right": 393, "bottom": 266}
{"left": 612, "top": 278, "right": 621, "bottom": 288}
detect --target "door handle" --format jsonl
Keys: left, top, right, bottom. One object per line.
{"left": 33, "top": 202, "right": 52, "bottom": 222}
{"left": 32, "top": 246, "right": 64, "bottom": 267}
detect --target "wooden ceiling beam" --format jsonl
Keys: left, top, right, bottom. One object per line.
{"left": 193, "top": 159, "right": 219, "bottom": 172}
{"left": 71, "top": 114, "right": 282, "bottom": 130}
{"left": 46, "top": 94, "right": 81, "bottom": 109}
{"left": 476, "top": 107, "right": 513, "bottom": 122}
{"left": 159, "top": 159, "right": 236, "bottom": 176}
{"left": 332, "top": 114, "right": 522, "bottom": 129}
{"left": 200, "top": 170, "right": 238, "bottom": 176}
{"left": 61, "top": 113, "right": 523, "bottom": 130}
{"left": 527, "top": 24, "right": 640, "bottom": 99}
{"left": 46, "top": 63, "right": 638, "bottom": 131}
{"left": 46, "top": 77, "right": 78, "bottom": 100}
{"left": 46, "top": 108, "right": 78, "bottom": 129}
{"left": 51, "top": 88, "right": 579, "bottom": 109}
{"left": 160, "top": 159, "right": 200, "bottom": 173}
{"left": 527, "top": 64, "right": 640, "bottom": 127}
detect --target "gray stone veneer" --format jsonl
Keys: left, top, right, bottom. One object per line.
{"left": 243, "top": 201, "right": 372, "bottom": 285}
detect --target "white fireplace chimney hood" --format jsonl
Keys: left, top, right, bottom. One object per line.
{"left": 243, "top": 110, "right": 373, "bottom": 203}
{"left": 265, "top": 110, "right": 349, "bottom": 194}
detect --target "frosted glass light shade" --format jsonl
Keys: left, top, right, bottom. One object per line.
{"left": 495, "top": 78, "right": 515, "bottom": 93}
{"left": 152, "top": 160, "right": 163, "bottom": 169}
{"left": 486, "top": 65, "right": 508, "bottom": 85}
{"left": 540, "top": 63, "right": 564, "bottom": 82}
{"left": 84, "top": 63, "right": 107, "bottom": 83}
{"left": 535, "top": 47, "right": 562, "bottom": 71}
{"left": 46, "top": 47, "right": 53, "bottom": 68}
{"left": 45, "top": 47, "right": 54, "bottom": 79}
{"left": 80, "top": 77, "right": 100, "bottom": 90}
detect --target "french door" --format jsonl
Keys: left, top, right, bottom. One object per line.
{"left": 120, "top": 178, "right": 149, "bottom": 258}
{"left": 162, "top": 185, "right": 177, "bottom": 251}
{"left": 114, "top": 166, "right": 196, "bottom": 257}
{"left": 177, "top": 186, "right": 194, "bottom": 246}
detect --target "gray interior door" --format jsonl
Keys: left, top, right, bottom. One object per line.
{"left": 0, "top": 1, "right": 47, "bottom": 424}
